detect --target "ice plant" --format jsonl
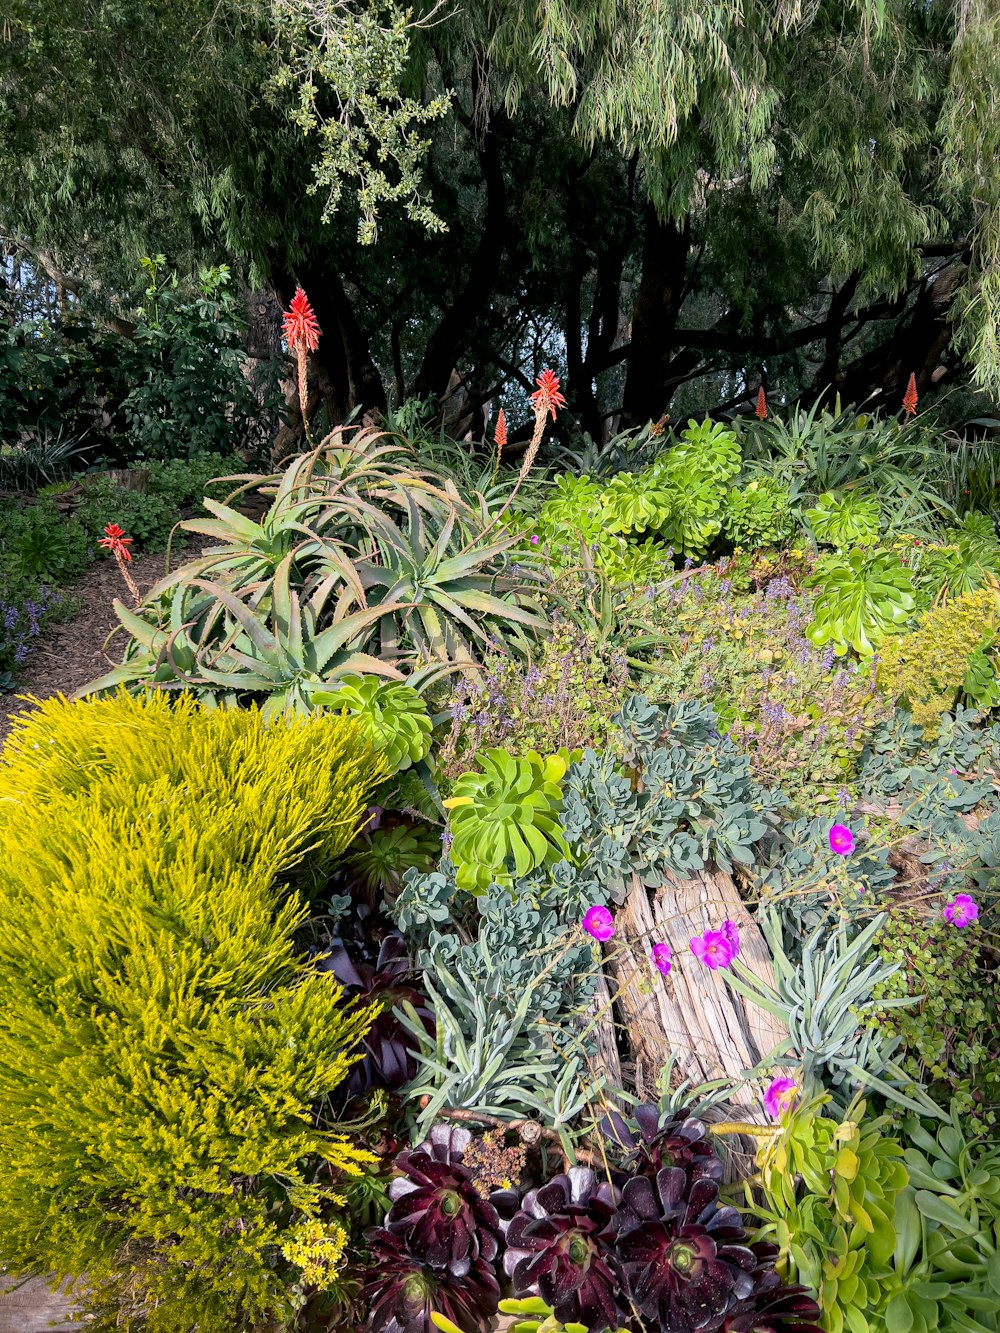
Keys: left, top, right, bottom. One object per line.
{"left": 690, "top": 930, "right": 733, "bottom": 971}
{"left": 98, "top": 523, "right": 140, "bottom": 605}
{"left": 755, "top": 386, "right": 767, "bottom": 420}
{"left": 828, "top": 823, "right": 855, "bottom": 856}
{"left": 282, "top": 286, "right": 321, "bottom": 438}
{"left": 902, "top": 371, "right": 918, "bottom": 416}
{"left": 582, "top": 905, "right": 615, "bottom": 942}
{"left": 943, "top": 893, "right": 978, "bottom": 927}
{"left": 651, "top": 942, "right": 672, "bottom": 976}
{"left": 763, "top": 1078, "right": 798, "bottom": 1120}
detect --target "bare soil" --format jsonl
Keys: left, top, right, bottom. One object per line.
{"left": 0, "top": 551, "right": 177, "bottom": 746}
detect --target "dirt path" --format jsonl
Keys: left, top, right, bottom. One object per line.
{"left": 0, "top": 550, "right": 177, "bottom": 745}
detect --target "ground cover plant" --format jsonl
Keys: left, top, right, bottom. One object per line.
{"left": 1, "top": 284, "right": 1000, "bottom": 1333}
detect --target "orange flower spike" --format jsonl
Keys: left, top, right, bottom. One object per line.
{"left": 282, "top": 287, "right": 321, "bottom": 353}
{"left": 755, "top": 386, "right": 767, "bottom": 420}
{"left": 494, "top": 407, "right": 507, "bottom": 453}
{"left": 98, "top": 522, "right": 134, "bottom": 563}
{"left": 529, "top": 368, "right": 567, "bottom": 421}
{"left": 902, "top": 372, "right": 918, "bottom": 416}
{"left": 282, "top": 287, "right": 321, "bottom": 440}
{"left": 98, "top": 523, "right": 140, "bottom": 604}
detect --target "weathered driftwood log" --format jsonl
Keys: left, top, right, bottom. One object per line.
{"left": 605, "top": 866, "right": 788, "bottom": 1122}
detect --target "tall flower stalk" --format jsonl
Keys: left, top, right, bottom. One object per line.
{"left": 282, "top": 287, "right": 322, "bottom": 442}
{"left": 98, "top": 523, "right": 140, "bottom": 605}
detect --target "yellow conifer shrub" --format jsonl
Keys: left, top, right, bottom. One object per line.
{"left": 875, "top": 587, "right": 999, "bottom": 735}
{"left": 0, "top": 691, "right": 388, "bottom": 1332}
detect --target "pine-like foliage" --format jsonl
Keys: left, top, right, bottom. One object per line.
{"left": 0, "top": 692, "right": 387, "bottom": 1333}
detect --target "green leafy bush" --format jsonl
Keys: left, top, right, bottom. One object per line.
{"left": 0, "top": 499, "right": 92, "bottom": 585}
{"left": 722, "top": 475, "right": 795, "bottom": 548}
{"left": 635, "top": 565, "right": 892, "bottom": 808}
{"left": 806, "top": 549, "right": 916, "bottom": 656}
{"left": 0, "top": 692, "right": 386, "bottom": 1333}
{"left": 866, "top": 910, "right": 999, "bottom": 1128}
{"left": 876, "top": 587, "right": 999, "bottom": 733}
{"left": 750, "top": 1095, "right": 910, "bottom": 1333}
{"left": 805, "top": 489, "right": 882, "bottom": 550}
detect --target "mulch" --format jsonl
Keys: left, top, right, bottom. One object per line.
{"left": 0, "top": 550, "right": 178, "bottom": 747}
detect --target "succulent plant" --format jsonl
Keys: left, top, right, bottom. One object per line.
{"left": 614, "top": 1170, "right": 757, "bottom": 1332}
{"left": 345, "top": 822, "right": 441, "bottom": 896}
{"left": 313, "top": 674, "right": 433, "bottom": 773}
{"left": 804, "top": 489, "right": 882, "bottom": 550}
{"left": 443, "top": 747, "right": 574, "bottom": 892}
{"left": 364, "top": 1228, "right": 500, "bottom": 1333}
{"left": 386, "top": 1125, "right": 505, "bottom": 1273}
{"left": 495, "top": 1296, "right": 628, "bottom": 1333}
{"left": 503, "top": 1167, "right": 624, "bottom": 1332}
{"left": 319, "top": 927, "right": 434, "bottom": 1101}
{"left": 600, "top": 1106, "right": 723, "bottom": 1184}
{"left": 721, "top": 1242, "right": 823, "bottom": 1333}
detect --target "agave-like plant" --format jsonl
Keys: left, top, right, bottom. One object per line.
{"left": 502, "top": 1168, "right": 624, "bottom": 1332}
{"left": 355, "top": 491, "right": 548, "bottom": 665}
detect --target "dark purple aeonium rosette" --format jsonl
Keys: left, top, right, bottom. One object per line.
{"left": 722, "top": 1242, "right": 823, "bottom": 1333}
{"left": 386, "top": 1125, "right": 503, "bottom": 1274}
{"left": 363, "top": 1228, "right": 501, "bottom": 1333}
{"left": 503, "top": 1166, "right": 625, "bottom": 1332}
{"left": 614, "top": 1168, "right": 756, "bottom": 1333}
{"left": 601, "top": 1105, "right": 724, "bottom": 1185}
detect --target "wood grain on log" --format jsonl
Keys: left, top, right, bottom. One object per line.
{"left": 605, "top": 866, "right": 788, "bottom": 1122}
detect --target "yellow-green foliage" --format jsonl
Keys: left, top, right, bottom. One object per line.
{"left": 0, "top": 691, "right": 388, "bottom": 1333}
{"left": 876, "top": 587, "right": 998, "bottom": 734}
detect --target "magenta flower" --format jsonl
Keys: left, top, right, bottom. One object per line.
{"left": 582, "top": 905, "right": 615, "bottom": 942}
{"left": 651, "top": 942, "right": 672, "bottom": 975}
{"left": 943, "top": 894, "right": 978, "bottom": 928}
{"left": 720, "top": 919, "right": 740, "bottom": 959}
{"left": 690, "top": 930, "right": 734, "bottom": 971}
{"left": 828, "top": 823, "right": 855, "bottom": 856}
{"left": 529, "top": 534, "right": 540, "bottom": 547}
{"left": 764, "top": 1077, "right": 799, "bottom": 1119}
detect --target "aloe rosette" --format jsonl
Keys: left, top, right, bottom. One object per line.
{"left": 443, "top": 747, "right": 576, "bottom": 892}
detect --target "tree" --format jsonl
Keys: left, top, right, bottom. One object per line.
{"left": 2, "top": 0, "right": 998, "bottom": 442}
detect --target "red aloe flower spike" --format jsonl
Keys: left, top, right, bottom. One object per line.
{"left": 755, "top": 386, "right": 767, "bottom": 420}
{"left": 98, "top": 522, "right": 133, "bottom": 563}
{"left": 98, "top": 523, "right": 140, "bottom": 605}
{"left": 282, "top": 287, "right": 321, "bottom": 441}
{"left": 529, "top": 368, "right": 567, "bottom": 422}
{"left": 494, "top": 407, "right": 507, "bottom": 453}
{"left": 902, "top": 372, "right": 918, "bottom": 416}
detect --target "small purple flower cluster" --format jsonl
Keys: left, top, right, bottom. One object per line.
{"left": 0, "top": 586, "right": 59, "bottom": 680}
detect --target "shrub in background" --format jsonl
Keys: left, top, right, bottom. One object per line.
{"left": 876, "top": 587, "right": 999, "bottom": 734}
{"left": 0, "top": 693, "right": 387, "bottom": 1333}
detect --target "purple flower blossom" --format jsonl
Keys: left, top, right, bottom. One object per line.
{"left": 582, "top": 905, "right": 615, "bottom": 942}
{"left": 764, "top": 1077, "right": 798, "bottom": 1119}
{"left": 651, "top": 942, "right": 672, "bottom": 975}
{"left": 943, "top": 894, "right": 978, "bottom": 928}
{"left": 690, "top": 930, "right": 733, "bottom": 970}
{"left": 720, "top": 920, "right": 740, "bottom": 959}
{"left": 829, "top": 824, "right": 855, "bottom": 856}
{"left": 529, "top": 534, "right": 540, "bottom": 547}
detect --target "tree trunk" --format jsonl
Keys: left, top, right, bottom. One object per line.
{"left": 620, "top": 209, "right": 690, "bottom": 428}
{"left": 604, "top": 867, "right": 787, "bottom": 1123}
